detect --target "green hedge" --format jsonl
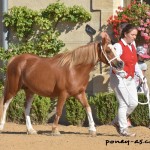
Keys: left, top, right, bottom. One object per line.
{"left": 89, "top": 92, "right": 150, "bottom": 126}
{"left": 6, "top": 90, "right": 52, "bottom": 124}
{"left": 89, "top": 93, "right": 118, "bottom": 124}
{"left": 66, "top": 97, "right": 86, "bottom": 126}
{"left": 66, "top": 93, "right": 150, "bottom": 127}
{"left": 131, "top": 94, "right": 149, "bottom": 126}
{"left": 0, "top": 87, "right": 149, "bottom": 126}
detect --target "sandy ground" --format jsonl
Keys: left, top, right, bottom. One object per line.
{"left": 0, "top": 122, "right": 150, "bottom": 150}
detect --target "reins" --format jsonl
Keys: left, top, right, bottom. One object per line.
{"left": 121, "top": 77, "right": 150, "bottom": 119}
{"left": 121, "top": 78, "right": 150, "bottom": 105}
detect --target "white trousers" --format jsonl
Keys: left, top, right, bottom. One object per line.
{"left": 110, "top": 74, "right": 138, "bottom": 132}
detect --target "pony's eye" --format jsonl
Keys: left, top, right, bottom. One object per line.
{"left": 106, "top": 51, "right": 111, "bottom": 54}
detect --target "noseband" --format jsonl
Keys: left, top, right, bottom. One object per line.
{"left": 100, "top": 44, "right": 119, "bottom": 67}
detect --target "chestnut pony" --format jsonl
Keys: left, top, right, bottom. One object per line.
{"left": 0, "top": 34, "right": 123, "bottom": 136}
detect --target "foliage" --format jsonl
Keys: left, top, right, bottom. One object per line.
{"left": 41, "top": 1, "right": 91, "bottom": 28}
{"left": 131, "top": 93, "right": 149, "bottom": 126}
{"left": 66, "top": 5, "right": 91, "bottom": 23}
{"left": 31, "top": 95, "right": 51, "bottom": 124}
{"left": 4, "top": 6, "right": 38, "bottom": 40}
{"left": 66, "top": 97, "right": 86, "bottom": 126}
{"left": 90, "top": 92, "right": 118, "bottom": 124}
{"left": 7, "top": 90, "right": 26, "bottom": 123}
{"left": 0, "top": 1, "right": 91, "bottom": 69}
{"left": 93, "top": 92, "right": 150, "bottom": 126}
{"left": 107, "top": 1, "right": 150, "bottom": 47}
{"left": 2, "top": 6, "right": 64, "bottom": 58}
{"left": 6, "top": 90, "right": 52, "bottom": 124}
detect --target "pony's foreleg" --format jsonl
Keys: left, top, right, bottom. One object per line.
{"left": 51, "top": 94, "right": 67, "bottom": 136}
{"left": 86, "top": 106, "right": 96, "bottom": 135}
{"left": 0, "top": 98, "right": 12, "bottom": 132}
{"left": 25, "top": 96, "right": 37, "bottom": 135}
{"left": 52, "top": 114, "right": 61, "bottom": 136}
{"left": 76, "top": 92, "right": 96, "bottom": 136}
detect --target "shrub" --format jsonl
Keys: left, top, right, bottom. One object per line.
{"left": 66, "top": 92, "right": 150, "bottom": 127}
{"left": 131, "top": 93, "right": 149, "bottom": 126}
{"left": 90, "top": 92, "right": 118, "bottom": 125}
{"left": 7, "top": 90, "right": 25, "bottom": 123}
{"left": 65, "top": 97, "right": 86, "bottom": 126}
{"left": 30, "top": 95, "right": 51, "bottom": 124}
{"left": 6, "top": 90, "right": 52, "bottom": 124}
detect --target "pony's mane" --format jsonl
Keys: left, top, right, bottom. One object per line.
{"left": 57, "top": 42, "right": 99, "bottom": 67}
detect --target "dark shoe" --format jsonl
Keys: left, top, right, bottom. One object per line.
{"left": 112, "top": 121, "right": 120, "bottom": 134}
{"left": 120, "top": 128, "right": 136, "bottom": 137}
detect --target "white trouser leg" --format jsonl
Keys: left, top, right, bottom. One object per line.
{"left": 114, "top": 88, "right": 128, "bottom": 131}
{"left": 114, "top": 78, "right": 138, "bottom": 132}
{"left": 110, "top": 74, "right": 138, "bottom": 132}
{"left": 125, "top": 78, "right": 138, "bottom": 115}
{"left": 86, "top": 107, "right": 96, "bottom": 132}
{"left": 0, "top": 99, "right": 12, "bottom": 131}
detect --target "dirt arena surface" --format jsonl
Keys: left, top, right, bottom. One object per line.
{"left": 0, "top": 123, "right": 150, "bottom": 150}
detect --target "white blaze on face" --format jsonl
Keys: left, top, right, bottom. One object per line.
{"left": 108, "top": 44, "right": 122, "bottom": 61}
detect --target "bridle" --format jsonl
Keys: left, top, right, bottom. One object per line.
{"left": 100, "top": 43, "right": 120, "bottom": 67}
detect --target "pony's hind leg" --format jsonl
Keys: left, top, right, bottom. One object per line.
{"left": 0, "top": 84, "right": 19, "bottom": 132}
{"left": 0, "top": 95, "right": 13, "bottom": 132}
{"left": 0, "top": 60, "right": 23, "bottom": 132}
{"left": 76, "top": 92, "right": 96, "bottom": 136}
{"left": 24, "top": 90, "right": 37, "bottom": 135}
{"left": 0, "top": 81, "right": 19, "bottom": 132}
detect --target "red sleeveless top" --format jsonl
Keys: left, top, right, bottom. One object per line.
{"left": 119, "top": 41, "right": 137, "bottom": 78}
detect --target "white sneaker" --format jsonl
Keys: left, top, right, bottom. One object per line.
{"left": 120, "top": 128, "right": 136, "bottom": 137}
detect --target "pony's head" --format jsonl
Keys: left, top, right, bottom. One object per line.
{"left": 99, "top": 32, "right": 124, "bottom": 70}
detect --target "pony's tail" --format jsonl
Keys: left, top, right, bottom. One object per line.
{"left": 0, "top": 97, "right": 4, "bottom": 121}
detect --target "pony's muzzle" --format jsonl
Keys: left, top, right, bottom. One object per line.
{"left": 116, "top": 60, "right": 124, "bottom": 70}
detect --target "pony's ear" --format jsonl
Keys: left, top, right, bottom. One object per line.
{"left": 100, "top": 32, "right": 111, "bottom": 45}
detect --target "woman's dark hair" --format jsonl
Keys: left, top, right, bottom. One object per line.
{"left": 120, "top": 24, "right": 138, "bottom": 39}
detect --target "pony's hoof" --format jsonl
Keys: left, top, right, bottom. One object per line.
{"left": 0, "top": 125, "right": 4, "bottom": 133}
{"left": 51, "top": 128, "right": 61, "bottom": 136}
{"left": 0, "top": 128, "right": 3, "bottom": 133}
{"left": 89, "top": 130, "right": 97, "bottom": 137}
{"left": 51, "top": 132, "right": 61, "bottom": 136}
{"left": 27, "top": 129, "right": 37, "bottom": 135}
